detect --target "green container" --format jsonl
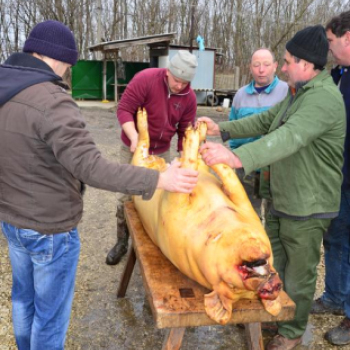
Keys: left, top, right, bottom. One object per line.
{"left": 72, "top": 60, "right": 149, "bottom": 100}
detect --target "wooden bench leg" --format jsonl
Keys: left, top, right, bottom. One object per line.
{"left": 161, "top": 327, "right": 186, "bottom": 350}
{"left": 117, "top": 248, "right": 136, "bottom": 298}
{"left": 244, "top": 323, "right": 264, "bottom": 350}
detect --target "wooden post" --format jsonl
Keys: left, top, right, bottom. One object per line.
{"left": 161, "top": 328, "right": 186, "bottom": 350}
{"left": 244, "top": 323, "right": 265, "bottom": 350}
{"left": 114, "top": 56, "right": 119, "bottom": 105}
{"left": 102, "top": 55, "right": 108, "bottom": 102}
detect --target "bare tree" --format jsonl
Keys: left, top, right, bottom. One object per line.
{"left": 0, "top": 0, "right": 349, "bottom": 82}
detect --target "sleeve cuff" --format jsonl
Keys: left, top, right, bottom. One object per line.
{"left": 233, "top": 147, "right": 255, "bottom": 175}
{"left": 220, "top": 130, "right": 231, "bottom": 142}
{"left": 141, "top": 169, "right": 159, "bottom": 200}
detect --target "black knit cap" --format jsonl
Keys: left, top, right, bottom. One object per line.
{"left": 286, "top": 25, "right": 329, "bottom": 67}
{"left": 23, "top": 20, "right": 78, "bottom": 66}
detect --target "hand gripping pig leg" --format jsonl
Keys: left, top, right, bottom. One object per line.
{"left": 162, "top": 124, "right": 202, "bottom": 206}
{"left": 132, "top": 107, "right": 167, "bottom": 171}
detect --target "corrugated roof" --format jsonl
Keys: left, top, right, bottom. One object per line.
{"left": 169, "top": 44, "right": 217, "bottom": 51}
{"left": 88, "top": 33, "right": 177, "bottom": 52}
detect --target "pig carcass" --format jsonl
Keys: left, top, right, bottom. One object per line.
{"left": 131, "top": 108, "right": 282, "bottom": 325}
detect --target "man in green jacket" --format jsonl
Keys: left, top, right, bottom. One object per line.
{"left": 198, "top": 25, "right": 346, "bottom": 350}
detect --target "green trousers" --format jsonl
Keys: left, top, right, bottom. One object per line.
{"left": 266, "top": 213, "right": 331, "bottom": 339}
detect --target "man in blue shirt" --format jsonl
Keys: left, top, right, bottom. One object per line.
{"left": 229, "top": 48, "right": 288, "bottom": 149}
{"left": 229, "top": 48, "right": 288, "bottom": 222}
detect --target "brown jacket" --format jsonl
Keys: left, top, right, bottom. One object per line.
{"left": 0, "top": 54, "right": 159, "bottom": 233}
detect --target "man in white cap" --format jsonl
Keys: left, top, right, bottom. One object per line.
{"left": 106, "top": 50, "right": 198, "bottom": 265}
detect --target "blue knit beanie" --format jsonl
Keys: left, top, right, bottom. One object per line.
{"left": 23, "top": 20, "right": 78, "bottom": 66}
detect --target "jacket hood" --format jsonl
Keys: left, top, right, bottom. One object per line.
{"left": 0, "top": 52, "right": 61, "bottom": 106}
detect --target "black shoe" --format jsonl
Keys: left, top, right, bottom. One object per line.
{"left": 310, "top": 297, "right": 344, "bottom": 316}
{"left": 106, "top": 241, "right": 128, "bottom": 265}
{"left": 325, "top": 317, "right": 350, "bottom": 345}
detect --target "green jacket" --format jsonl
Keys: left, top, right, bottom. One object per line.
{"left": 219, "top": 70, "right": 346, "bottom": 218}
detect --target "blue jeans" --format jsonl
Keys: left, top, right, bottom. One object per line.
{"left": 322, "top": 189, "right": 350, "bottom": 317}
{"left": 1, "top": 222, "right": 80, "bottom": 350}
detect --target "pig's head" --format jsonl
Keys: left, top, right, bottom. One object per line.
{"left": 203, "top": 224, "right": 283, "bottom": 323}
{"left": 236, "top": 236, "right": 282, "bottom": 301}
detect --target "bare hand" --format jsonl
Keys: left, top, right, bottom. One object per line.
{"left": 157, "top": 160, "right": 198, "bottom": 193}
{"left": 196, "top": 117, "right": 220, "bottom": 136}
{"left": 121, "top": 121, "right": 138, "bottom": 152}
{"left": 199, "top": 142, "right": 242, "bottom": 168}
{"left": 129, "top": 135, "right": 138, "bottom": 152}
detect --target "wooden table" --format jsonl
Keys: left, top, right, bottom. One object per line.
{"left": 117, "top": 202, "right": 296, "bottom": 350}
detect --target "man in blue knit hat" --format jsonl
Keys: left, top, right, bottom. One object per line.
{"left": 0, "top": 20, "right": 198, "bottom": 350}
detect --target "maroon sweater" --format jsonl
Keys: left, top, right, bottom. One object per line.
{"left": 117, "top": 68, "right": 197, "bottom": 154}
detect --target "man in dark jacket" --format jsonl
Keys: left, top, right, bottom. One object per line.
{"left": 310, "top": 10, "right": 350, "bottom": 346}
{"left": 106, "top": 50, "right": 198, "bottom": 265}
{"left": 0, "top": 20, "right": 198, "bottom": 350}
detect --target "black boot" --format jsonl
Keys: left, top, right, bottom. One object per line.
{"left": 106, "top": 214, "right": 129, "bottom": 265}
{"left": 325, "top": 317, "right": 350, "bottom": 345}
{"left": 105, "top": 236, "right": 128, "bottom": 265}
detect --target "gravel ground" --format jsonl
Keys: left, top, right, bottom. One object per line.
{"left": 0, "top": 105, "right": 346, "bottom": 349}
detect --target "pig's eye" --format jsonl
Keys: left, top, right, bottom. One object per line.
{"left": 243, "top": 259, "right": 267, "bottom": 268}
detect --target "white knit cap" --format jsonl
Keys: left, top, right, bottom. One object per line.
{"left": 168, "top": 51, "right": 198, "bottom": 82}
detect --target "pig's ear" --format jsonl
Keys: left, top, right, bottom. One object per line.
{"left": 204, "top": 290, "right": 233, "bottom": 325}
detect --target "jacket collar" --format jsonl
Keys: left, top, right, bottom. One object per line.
{"left": 245, "top": 76, "right": 280, "bottom": 95}
{"left": 296, "top": 69, "right": 329, "bottom": 92}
